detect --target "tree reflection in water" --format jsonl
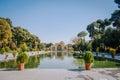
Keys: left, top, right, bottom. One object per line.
{"left": 0, "top": 51, "right": 84, "bottom": 69}
{"left": 0, "top": 60, "right": 17, "bottom": 68}
{"left": 73, "top": 58, "right": 85, "bottom": 69}
{"left": 0, "top": 55, "right": 41, "bottom": 69}
{"left": 25, "top": 55, "right": 40, "bottom": 68}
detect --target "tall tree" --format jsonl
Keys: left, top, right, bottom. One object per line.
{"left": 110, "top": 10, "right": 120, "bottom": 29}
{"left": 115, "top": 0, "right": 120, "bottom": 8}
{"left": 0, "top": 18, "right": 12, "bottom": 47}
{"left": 87, "top": 19, "right": 111, "bottom": 39}
{"left": 77, "top": 31, "right": 87, "bottom": 40}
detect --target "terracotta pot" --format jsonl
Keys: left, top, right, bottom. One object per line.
{"left": 18, "top": 63, "right": 24, "bottom": 71}
{"left": 85, "top": 63, "right": 91, "bottom": 70}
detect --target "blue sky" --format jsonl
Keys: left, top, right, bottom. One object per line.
{"left": 0, "top": 0, "right": 118, "bottom": 44}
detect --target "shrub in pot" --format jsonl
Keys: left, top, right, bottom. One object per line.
{"left": 17, "top": 52, "right": 28, "bottom": 71}
{"left": 84, "top": 51, "right": 94, "bottom": 70}
{"left": 109, "top": 48, "right": 116, "bottom": 59}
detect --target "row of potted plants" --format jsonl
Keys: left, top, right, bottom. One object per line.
{"left": 16, "top": 50, "right": 94, "bottom": 71}
{"left": 95, "top": 47, "right": 116, "bottom": 59}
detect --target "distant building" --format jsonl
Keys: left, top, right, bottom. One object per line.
{"left": 50, "top": 43, "right": 68, "bottom": 51}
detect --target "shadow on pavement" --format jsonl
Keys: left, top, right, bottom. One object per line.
{"left": 68, "top": 69, "right": 85, "bottom": 72}
{"left": 0, "top": 68, "right": 18, "bottom": 71}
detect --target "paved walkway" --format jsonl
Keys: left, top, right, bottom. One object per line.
{"left": 0, "top": 68, "right": 120, "bottom": 80}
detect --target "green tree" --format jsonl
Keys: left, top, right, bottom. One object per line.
{"left": 12, "top": 27, "right": 41, "bottom": 51}
{"left": 71, "top": 37, "right": 81, "bottom": 51}
{"left": 46, "top": 43, "right": 53, "bottom": 48}
{"left": 77, "top": 31, "right": 87, "bottom": 40}
{"left": 20, "top": 43, "right": 28, "bottom": 52}
{"left": 0, "top": 18, "right": 12, "bottom": 46}
{"left": 39, "top": 43, "right": 46, "bottom": 50}
{"left": 0, "top": 47, "right": 5, "bottom": 54}
{"left": 110, "top": 10, "right": 120, "bottom": 29}
{"left": 115, "top": 0, "right": 120, "bottom": 8}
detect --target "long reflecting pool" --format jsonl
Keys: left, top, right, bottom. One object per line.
{"left": 38, "top": 51, "right": 84, "bottom": 69}
{"left": 0, "top": 51, "right": 120, "bottom": 69}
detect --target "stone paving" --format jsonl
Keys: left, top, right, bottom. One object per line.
{"left": 0, "top": 68, "right": 120, "bottom": 80}
{"left": 0, "top": 51, "right": 120, "bottom": 80}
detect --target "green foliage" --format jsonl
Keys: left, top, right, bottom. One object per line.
{"left": 0, "top": 17, "right": 41, "bottom": 52}
{"left": 110, "top": 10, "right": 120, "bottom": 29}
{"left": 103, "top": 28, "right": 120, "bottom": 48}
{"left": 85, "top": 41, "right": 92, "bottom": 51}
{"left": 87, "top": 18, "right": 111, "bottom": 39}
{"left": 45, "top": 43, "right": 53, "bottom": 48}
{"left": 67, "top": 44, "right": 73, "bottom": 51}
{"left": 0, "top": 18, "right": 12, "bottom": 41}
{"left": 72, "top": 44, "right": 79, "bottom": 51}
{"left": 39, "top": 43, "right": 46, "bottom": 50}
{"left": 101, "top": 53, "right": 105, "bottom": 57}
{"left": 0, "top": 60, "right": 17, "bottom": 68}
{"left": 25, "top": 55, "right": 40, "bottom": 68}
{"left": 84, "top": 51, "right": 94, "bottom": 63}
{"left": 96, "top": 47, "right": 99, "bottom": 53}
{"left": 93, "top": 59, "right": 120, "bottom": 68}
{"left": 109, "top": 48, "right": 116, "bottom": 54}
{"left": 115, "top": 0, "right": 120, "bottom": 8}
{"left": 77, "top": 31, "right": 87, "bottom": 39}
{"left": 16, "top": 52, "right": 28, "bottom": 64}
{"left": 96, "top": 47, "right": 99, "bottom": 56}
{"left": 12, "top": 50, "right": 17, "bottom": 57}
{"left": 0, "top": 47, "right": 5, "bottom": 54}
{"left": 87, "top": 18, "right": 120, "bottom": 51}
{"left": 5, "top": 46, "right": 11, "bottom": 52}
{"left": 12, "top": 27, "right": 40, "bottom": 51}
{"left": 20, "top": 43, "right": 28, "bottom": 52}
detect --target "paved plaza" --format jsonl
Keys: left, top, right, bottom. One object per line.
{"left": 0, "top": 68, "right": 120, "bottom": 80}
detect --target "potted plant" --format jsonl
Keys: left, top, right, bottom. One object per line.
{"left": 109, "top": 48, "right": 116, "bottom": 59}
{"left": 83, "top": 51, "right": 94, "bottom": 70}
{"left": 17, "top": 52, "right": 28, "bottom": 70}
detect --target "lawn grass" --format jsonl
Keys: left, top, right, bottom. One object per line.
{"left": 93, "top": 59, "right": 120, "bottom": 68}
{"left": 74, "top": 57, "right": 120, "bottom": 68}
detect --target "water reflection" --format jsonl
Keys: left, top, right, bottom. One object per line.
{"left": 43, "top": 51, "right": 73, "bottom": 60}
{"left": 0, "top": 51, "right": 83, "bottom": 69}
{"left": 0, "top": 60, "right": 17, "bottom": 68}
{"left": 73, "top": 59, "right": 84, "bottom": 69}
{"left": 25, "top": 55, "right": 40, "bottom": 68}
{"left": 38, "top": 51, "right": 81, "bottom": 69}
{"left": 0, "top": 55, "right": 41, "bottom": 69}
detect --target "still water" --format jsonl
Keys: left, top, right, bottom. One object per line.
{"left": 0, "top": 51, "right": 120, "bottom": 69}
{"left": 0, "top": 51, "right": 84, "bottom": 69}
{"left": 38, "top": 51, "right": 84, "bottom": 69}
